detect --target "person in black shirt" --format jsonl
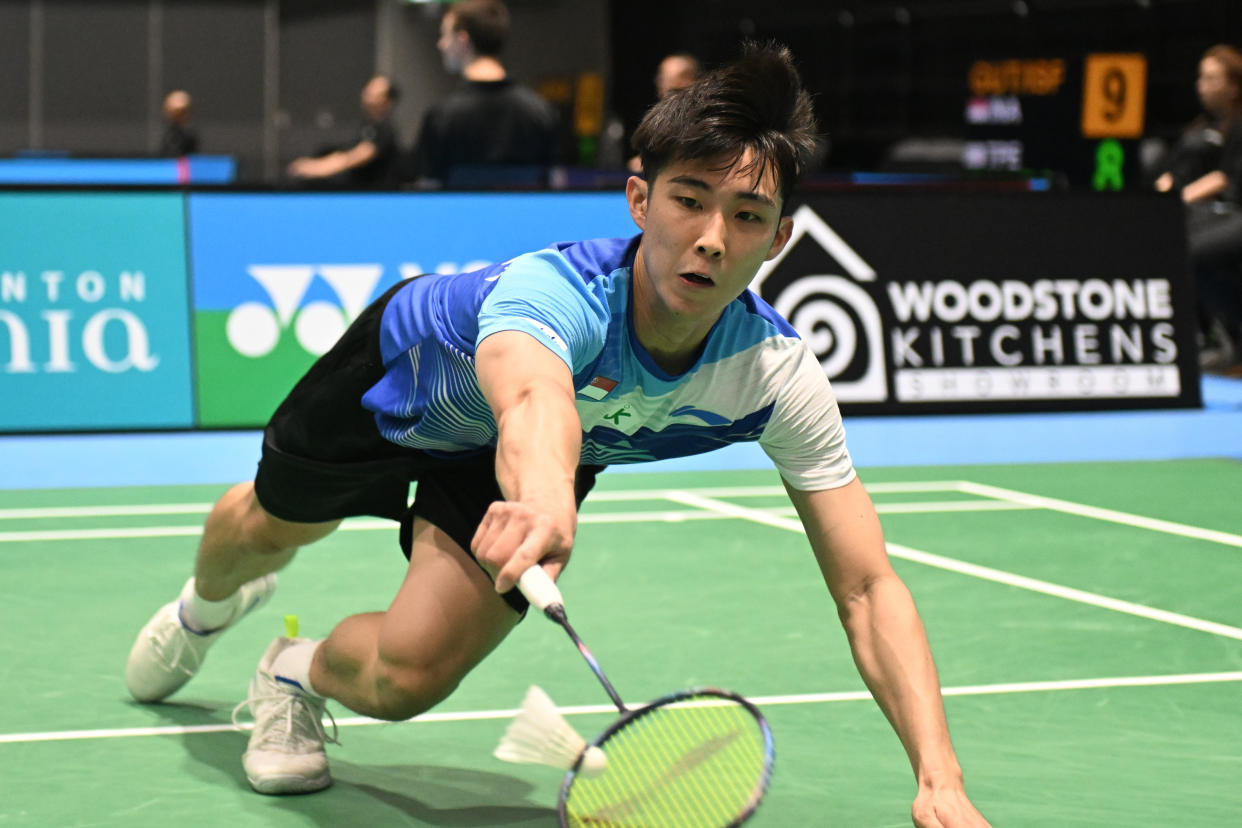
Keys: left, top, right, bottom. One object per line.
{"left": 1168, "top": 45, "right": 1242, "bottom": 372}
{"left": 287, "top": 76, "right": 401, "bottom": 189}
{"left": 158, "top": 90, "right": 199, "bottom": 157}
{"left": 411, "top": 0, "right": 558, "bottom": 189}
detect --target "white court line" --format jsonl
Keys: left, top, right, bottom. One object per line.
{"left": 0, "top": 503, "right": 216, "bottom": 520}
{"left": 0, "top": 501, "right": 1035, "bottom": 543}
{"left": 0, "top": 482, "right": 967, "bottom": 522}
{"left": 3, "top": 670, "right": 1238, "bottom": 745}
{"left": 664, "top": 490, "right": 1242, "bottom": 643}
{"left": 955, "top": 480, "right": 1242, "bottom": 549}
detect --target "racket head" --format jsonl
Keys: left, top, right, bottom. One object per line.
{"left": 558, "top": 688, "right": 775, "bottom": 828}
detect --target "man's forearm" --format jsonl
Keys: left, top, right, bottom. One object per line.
{"left": 1182, "top": 170, "right": 1228, "bottom": 203}
{"left": 493, "top": 382, "right": 581, "bottom": 521}
{"left": 840, "top": 573, "right": 962, "bottom": 785}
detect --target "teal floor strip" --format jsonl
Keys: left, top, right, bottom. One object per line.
{"left": 2, "top": 376, "right": 1239, "bottom": 490}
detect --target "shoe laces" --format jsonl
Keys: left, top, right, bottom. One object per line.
{"left": 150, "top": 607, "right": 212, "bottom": 678}
{"left": 232, "top": 690, "right": 340, "bottom": 751}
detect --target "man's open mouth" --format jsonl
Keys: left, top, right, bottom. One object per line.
{"left": 680, "top": 272, "right": 714, "bottom": 285}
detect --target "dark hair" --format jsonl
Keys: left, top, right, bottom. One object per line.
{"left": 448, "top": 0, "right": 509, "bottom": 58}
{"left": 632, "top": 41, "right": 820, "bottom": 208}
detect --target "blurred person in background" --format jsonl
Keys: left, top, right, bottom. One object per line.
{"left": 627, "top": 52, "right": 701, "bottom": 172}
{"left": 158, "top": 90, "right": 199, "bottom": 157}
{"left": 1155, "top": 45, "right": 1242, "bottom": 373}
{"left": 410, "top": 0, "right": 559, "bottom": 189}
{"left": 287, "top": 75, "right": 402, "bottom": 189}
{"left": 655, "top": 52, "right": 702, "bottom": 99}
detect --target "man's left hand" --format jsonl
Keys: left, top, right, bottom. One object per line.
{"left": 912, "top": 784, "right": 992, "bottom": 827}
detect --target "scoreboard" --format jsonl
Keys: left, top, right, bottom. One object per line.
{"left": 964, "top": 52, "right": 1149, "bottom": 191}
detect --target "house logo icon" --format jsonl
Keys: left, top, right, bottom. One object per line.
{"left": 753, "top": 205, "right": 888, "bottom": 403}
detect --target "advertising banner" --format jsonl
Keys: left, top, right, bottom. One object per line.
{"left": 0, "top": 192, "right": 194, "bottom": 430}
{"left": 188, "top": 192, "right": 636, "bottom": 427}
{"left": 755, "top": 193, "right": 1200, "bottom": 414}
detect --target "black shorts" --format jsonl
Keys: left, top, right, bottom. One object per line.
{"left": 254, "top": 278, "right": 604, "bottom": 613}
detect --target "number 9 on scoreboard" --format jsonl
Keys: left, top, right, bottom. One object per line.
{"left": 1081, "top": 53, "right": 1147, "bottom": 138}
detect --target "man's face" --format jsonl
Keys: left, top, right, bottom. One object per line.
{"left": 655, "top": 57, "right": 697, "bottom": 99}
{"left": 163, "top": 91, "right": 191, "bottom": 125}
{"left": 626, "top": 152, "right": 792, "bottom": 330}
{"left": 438, "top": 12, "right": 469, "bottom": 75}
{"left": 361, "top": 77, "right": 391, "bottom": 119}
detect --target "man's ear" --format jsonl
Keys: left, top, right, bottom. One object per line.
{"left": 765, "top": 214, "right": 795, "bottom": 261}
{"left": 625, "top": 176, "right": 649, "bottom": 230}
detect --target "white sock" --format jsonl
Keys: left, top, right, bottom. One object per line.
{"left": 178, "top": 578, "right": 241, "bottom": 633}
{"left": 271, "top": 639, "right": 324, "bottom": 697}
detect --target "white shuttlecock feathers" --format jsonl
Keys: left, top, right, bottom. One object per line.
{"left": 494, "top": 685, "right": 607, "bottom": 777}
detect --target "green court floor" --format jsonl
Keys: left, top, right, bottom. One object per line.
{"left": 2, "top": 459, "right": 1240, "bottom": 826}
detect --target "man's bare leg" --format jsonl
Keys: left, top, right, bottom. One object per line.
{"left": 193, "top": 481, "right": 341, "bottom": 600}
{"left": 125, "top": 481, "right": 341, "bottom": 703}
{"left": 238, "top": 516, "right": 521, "bottom": 793}
{"left": 308, "top": 516, "right": 520, "bottom": 720}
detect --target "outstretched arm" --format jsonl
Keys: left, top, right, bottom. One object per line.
{"left": 785, "top": 477, "right": 990, "bottom": 828}
{"left": 1180, "top": 169, "right": 1228, "bottom": 203}
{"left": 472, "top": 330, "right": 582, "bottom": 592}
{"left": 287, "top": 140, "right": 379, "bottom": 179}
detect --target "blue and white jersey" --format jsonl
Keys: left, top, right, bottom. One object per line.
{"left": 364, "top": 235, "right": 854, "bottom": 491}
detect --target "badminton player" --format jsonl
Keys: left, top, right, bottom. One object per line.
{"left": 125, "top": 41, "right": 990, "bottom": 827}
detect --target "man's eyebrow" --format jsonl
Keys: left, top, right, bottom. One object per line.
{"left": 667, "top": 174, "right": 776, "bottom": 207}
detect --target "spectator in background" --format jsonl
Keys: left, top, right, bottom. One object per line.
{"left": 627, "top": 52, "right": 701, "bottom": 172}
{"left": 1156, "top": 45, "right": 1242, "bottom": 373}
{"left": 411, "top": 0, "right": 559, "bottom": 189}
{"left": 287, "top": 76, "right": 402, "bottom": 189}
{"left": 158, "top": 90, "right": 199, "bottom": 157}
{"left": 654, "top": 52, "right": 702, "bottom": 99}
{"left": 1154, "top": 45, "right": 1241, "bottom": 197}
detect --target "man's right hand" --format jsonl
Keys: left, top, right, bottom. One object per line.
{"left": 471, "top": 499, "right": 574, "bottom": 594}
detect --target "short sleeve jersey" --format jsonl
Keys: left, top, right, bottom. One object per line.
{"left": 365, "top": 236, "right": 855, "bottom": 491}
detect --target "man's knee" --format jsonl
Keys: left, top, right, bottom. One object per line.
{"left": 371, "top": 655, "right": 463, "bottom": 721}
{"left": 232, "top": 486, "right": 340, "bottom": 554}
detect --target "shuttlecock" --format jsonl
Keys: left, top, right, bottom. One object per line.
{"left": 494, "top": 685, "right": 608, "bottom": 778}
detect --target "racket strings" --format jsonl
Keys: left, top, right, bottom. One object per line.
{"left": 565, "top": 695, "right": 770, "bottom": 827}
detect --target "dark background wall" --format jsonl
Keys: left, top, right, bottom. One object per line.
{"left": 609, "top": 0, "right": 1240, "bottom": 173}
{"left": 0, "top": 0, "right": 1235, "bottom": 183}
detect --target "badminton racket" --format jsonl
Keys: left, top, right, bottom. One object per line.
{"left": 516, "top": 565, "right": 775, "bottom": 828}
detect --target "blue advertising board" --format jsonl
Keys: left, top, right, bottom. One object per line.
{"left": 0, "top": 193, "right": 194, "bottom": 430}
{"left": 187, "top": 191, "right": 637, "bottom": 426}
{"left": 0, "top": 156, "right": 236, "bottom": 185}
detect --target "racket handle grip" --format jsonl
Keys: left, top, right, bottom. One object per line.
{"left": 517, "top": 565, "right": 565, "bottom": 613}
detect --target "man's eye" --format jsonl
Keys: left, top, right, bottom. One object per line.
{"left": 676, "top": 196, "right": 699, "bottom": 208}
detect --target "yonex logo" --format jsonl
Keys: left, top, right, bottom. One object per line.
{"left": 226, "top": 265, "right": 384, "bottom": 358}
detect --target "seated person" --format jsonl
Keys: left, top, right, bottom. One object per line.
{"left": 287, "top": 76, "right": 401, "bottom": 189}
{"left": 158, "top": 90, "right": 199, "bottom": 157}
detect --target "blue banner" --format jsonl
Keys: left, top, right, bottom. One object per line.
{"left": 187, "top": 191, "right": 637, "bottom": 426}
{"left": 0, "top": 193, "right": 194, "bottom": 430}
{"left": 189, "top": 192, "right": 636, "bottom": 309}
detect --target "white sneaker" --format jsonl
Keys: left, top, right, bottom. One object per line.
{"left": 125, "top": 574, "right": 278, "bottom": 703}
{"left": 234, "top": 637, "right": 337, "bottom": 795}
